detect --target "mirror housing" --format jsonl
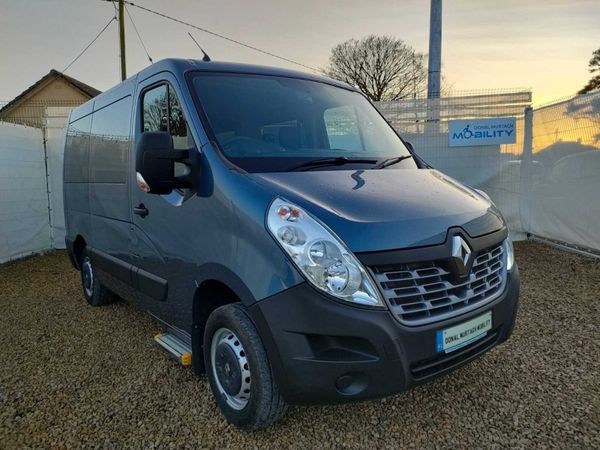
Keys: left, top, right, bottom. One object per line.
{"left": 135, "top": 131, "right": 190, "bottom": 195}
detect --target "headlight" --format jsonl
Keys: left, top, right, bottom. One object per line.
{"left": 267, "top": 197, "right": 383, "bottom": 307}
{"left": 504, "top": 238, "right": 515, "bottom": 271}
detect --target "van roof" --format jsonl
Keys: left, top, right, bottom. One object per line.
{"left": 68, "top": 58, "right": 355, "bottom": 123}
{"left": 137, "top": 58, "right": 353, "bottom": 90}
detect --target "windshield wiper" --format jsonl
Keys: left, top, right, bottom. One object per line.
{"left": 373, "top": 155, "right": 412, "bottom": 169}
{"left": 286, "top": 156, "right": 378, "bottom": 172}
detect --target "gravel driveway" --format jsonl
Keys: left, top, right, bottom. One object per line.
{"left": 0, "top": 241, "right": 598, "bottom": 448}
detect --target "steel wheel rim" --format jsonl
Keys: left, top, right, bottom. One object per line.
{"left": 82, "top": 256, "right": 94, "bottom": 297}
{"left": 210, "top": 327, "right": 251, "bottom": 410}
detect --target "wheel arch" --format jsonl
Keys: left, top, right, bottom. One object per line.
{"left": 68, "top": 234, "right": 87, "bottom": 270}
{"left": 191, "top": 263, "right": 257, "bottom": 374}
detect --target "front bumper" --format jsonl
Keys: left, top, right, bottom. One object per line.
{"left": 248, "top": 265, "right": 520, "bottom": 404}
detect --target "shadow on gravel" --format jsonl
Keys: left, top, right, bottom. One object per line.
{"left": 0, "top": 242, "right": 598, "bottom": 448}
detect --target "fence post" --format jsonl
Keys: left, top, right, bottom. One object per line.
{"left": 519, "top": 106, "right": 533, "bottom": 236}
{"left": 522, "top": 106, "right": 533, "bottom": 163}
{"left": 41, "top": 123, "right": 54, "bottom": 249}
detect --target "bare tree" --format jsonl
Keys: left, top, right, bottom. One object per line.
{"left": 324, "top": 35, "right": 427, "bottom": 101}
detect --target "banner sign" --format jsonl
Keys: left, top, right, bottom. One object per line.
{"left": 449, "top": 117, "right": 516, "bottom": 147}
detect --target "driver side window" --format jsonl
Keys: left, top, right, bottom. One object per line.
{"left": 142, "top": 83, "right": 190, "bottom": 150}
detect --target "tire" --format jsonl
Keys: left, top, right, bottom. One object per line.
{"left": 204, "top": 303, "right": 287, "bottom": 430}
{"left": 80, "top": 249, "right": 116, "bottom": 307}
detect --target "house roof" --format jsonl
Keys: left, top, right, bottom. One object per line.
{"left": 0, "top": 69, "right": 101, "bottom": 114}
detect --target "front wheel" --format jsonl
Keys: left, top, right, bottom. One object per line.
{"left": 204, "top": 303, "right": 287, "bottom": 430}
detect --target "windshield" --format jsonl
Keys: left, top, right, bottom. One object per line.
{"left": 191, "top": 72, "right": 416, "bottom": 173}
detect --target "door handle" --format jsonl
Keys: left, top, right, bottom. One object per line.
{"left": 133, "top": 204, "right": 149, "bottom": 218}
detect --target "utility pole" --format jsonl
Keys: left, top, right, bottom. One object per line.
{"left": 427, "top": 0, "right": 442, "bottom": 99}
{"left": 118, "top": 0, "right": 127, "bottom": 80}
{"left": 426, "top": 0, "right": 442, "bottom": 132}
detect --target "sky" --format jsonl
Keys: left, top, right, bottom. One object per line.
{"left": 0, "top": 0, "right": 598, "bottom": 105}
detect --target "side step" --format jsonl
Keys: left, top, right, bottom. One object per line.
{"left": 154, "top": 332, "right": 193, "bottom": 366}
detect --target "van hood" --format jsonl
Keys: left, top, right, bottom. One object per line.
{"left": 248, "top": 169, "right": 504, "bottom": 253}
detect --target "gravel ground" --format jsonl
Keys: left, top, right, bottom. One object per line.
{"left": 0, "top": 241, "right": 598, "bottom": 449}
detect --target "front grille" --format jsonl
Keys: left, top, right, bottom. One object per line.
{"left": 371, "top": 242, "right": 506, "bottom": 325}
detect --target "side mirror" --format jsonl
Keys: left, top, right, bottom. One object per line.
{"left": 135, "top": 131, "right": 190, "bottom": 195}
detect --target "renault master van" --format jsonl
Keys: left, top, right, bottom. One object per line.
{"left": 64, "top": 59, "right": 519, "bottom": 430}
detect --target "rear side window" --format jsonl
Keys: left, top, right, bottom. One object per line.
{"left": 142, "top": 84, "right": 189, "bottom": 150}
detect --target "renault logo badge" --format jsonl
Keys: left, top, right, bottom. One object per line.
{"left": 451, "top": 235, "right": 472, "bottom": 276}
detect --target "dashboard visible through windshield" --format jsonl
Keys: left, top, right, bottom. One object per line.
{"left": 190, "top": 72, "right": 416, "bottom": 173}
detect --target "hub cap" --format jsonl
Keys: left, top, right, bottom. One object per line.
{"left": 210, "top": 328, "right": 251, "bottom": 410}
{"left": 82, "top": 256, "right": 94, "bottom": 297}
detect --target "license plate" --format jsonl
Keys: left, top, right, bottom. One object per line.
{"left": 436, "top": 311, "right": 492, "bottom": 353}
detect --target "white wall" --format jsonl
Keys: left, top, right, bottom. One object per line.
{"left": 0, "top": 122, "right": 50, "bottom": 263}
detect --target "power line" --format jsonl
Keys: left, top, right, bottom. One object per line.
{"left": 125, "top": 5, "right": 153, "bottom": 63}
{"left": 104, "top": 0, "right": 320, "bottom": 73}
{"left": 63, "top": 15, "right": 117, "bottom": 73}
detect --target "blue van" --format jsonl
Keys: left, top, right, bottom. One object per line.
{"left": 64, "top": 59, "right": 519, "bottom": 430}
